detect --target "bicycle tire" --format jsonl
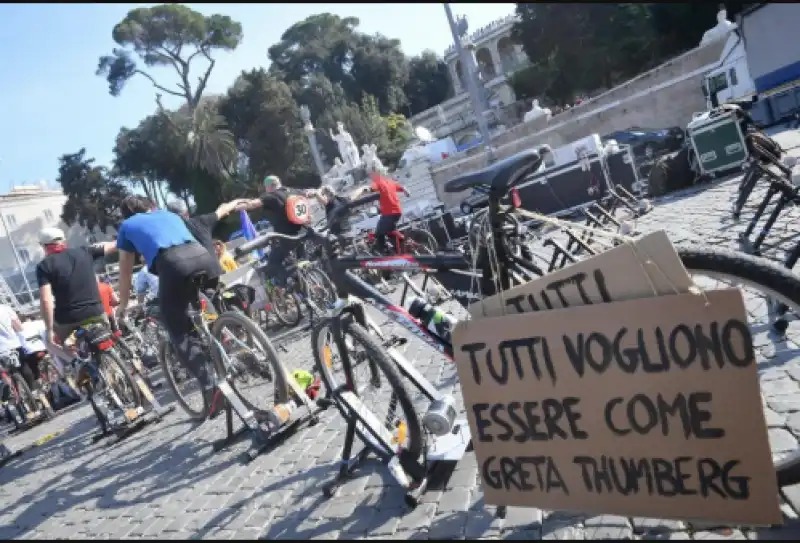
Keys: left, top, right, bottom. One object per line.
{"left": 268, "top": 286, "right": 302, "bottom": 327}
{"left": 310, "top": 314, "right": 423, "bottom": 460}
{"left": 307, "top": 268, "right": 337, "bottom": 307}
{"left": 159, "top": 339, "right": 209, "bottom": 421}
{"left": 210, "top": 310, "right": 290, "bottom": 415}
{"left": 12, "top": 373, "right": 37, "bottom": 418}
{"left": 405, "top": 229, "right": 438, "bottom": 255}
{"left": 98, "top": 350, "right": 141, "bottom": 410}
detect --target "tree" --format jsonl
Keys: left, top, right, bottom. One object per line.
{"left": 96, "top": 4, "right": 242, "bottom": 108}
{"left": 97, "top": 4, "right": 242, "bottom": 193}
{"left": 649, "top": 3, "right": 750, "bottom": 58}
{"left": 268, "top": 13, "right": 410, "bottom": 115}
{"left": 404, "top": 51, "right": 451, "bottom": 116}
{"left": 218, "top": 68, "right": 315, "bottom": 190}
{"left": 112, "top": 114, "right": 181, "bottom": 206}
{"left": 57, "top": 149, "right": 130, "bottom": 233}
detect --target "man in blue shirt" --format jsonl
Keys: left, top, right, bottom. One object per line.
{"left": 114, "top": 195, "right": 221, "bottom": 417}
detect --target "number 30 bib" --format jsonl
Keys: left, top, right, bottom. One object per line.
{"left": 285, "top": 195, "right": 312, "bottom": 225}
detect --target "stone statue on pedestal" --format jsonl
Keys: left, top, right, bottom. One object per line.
{"left": 323, "top": 157, "right": 347, "bottom": 182}
{"left": 360, "top": 143, "right": 386, "bottom": 174}
{"left": 523, "top": 99, "right": 552, "bottom": 124}
{"left": 329, "top": 122, "right": 361, "bottom": 170}
{"left": 700, "top": 6, "right": 736, "bottom": 46}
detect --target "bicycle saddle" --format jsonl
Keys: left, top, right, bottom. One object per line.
{"left": 388, "top": 230, "right": 405, "bottom": 240}
{"left": 444, "top": 146, "right": 550, "bottom": 194}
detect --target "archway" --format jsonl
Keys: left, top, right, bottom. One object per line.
{"left": 475, "top": 48, "right": 496, "bottom": 80}
{"left": 497, "top": 37, "right": 517, "bottom": 73}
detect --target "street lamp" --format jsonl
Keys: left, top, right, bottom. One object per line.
{"left": 444, "top": 3, "right": 495, "bottom": 162}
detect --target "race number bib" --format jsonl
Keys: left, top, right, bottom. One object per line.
{"left": 286, "top": 195, "right": 312, "bottom": 225}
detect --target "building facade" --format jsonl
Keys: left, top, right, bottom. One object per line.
{"left": 0, "top": 184, "right": 113, "bottom": 306}
{"left": 444, "top": 14, "right": 529, "bottom": 96}
{"left": 410, "top": 14, "right": 530, "bottom": 147}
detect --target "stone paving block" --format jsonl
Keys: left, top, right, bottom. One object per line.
{"left": 769, "top": 428, "right": 798, "bottom": 454}
{"left": 693, "top": 529, "right": 748, "bottom": 540}
{"left": 632, "top": 517, "right": 686, "bottom": 533}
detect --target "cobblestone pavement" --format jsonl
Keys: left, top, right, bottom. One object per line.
{"left": 5, "top": 132, "right": 800, "bottom": 540}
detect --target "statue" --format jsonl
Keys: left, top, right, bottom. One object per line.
{"left": 523, "top": 99, "right": 552, "bottom": 124}
{"left": 700, "top": 6, "right": 736, "bottom": 46}
{"left": 361, "top": 143, "right": 386, "bottom": 174}
{"left": 329, "top": 122, "right": 361, "bottom": 170}
{"left": 323, "top": 157, "right": 347, "bottom": 184}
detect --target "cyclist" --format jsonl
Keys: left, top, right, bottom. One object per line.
{"left": 235, "top": 175, "right": 310, "bottom": 287}
{"left": 0, "top": 303, "right": 38, "bottom": 391}
{"left": 134, "top": 263, "right": 159, "bottom": 306}
{"left": 166, "top": 198, "right": 247, "bottom": 273}
{"left": 113, "top": 196, "right": 221, "bottom": 415}
{"left": 214, "top": 240, "right": 239, "bottom": 273}
{"left": 354, "top": 173, "right": 411, "bottom": 254}
{"left": 96, "top": 275, "right": 120, "bottom": 333}
{"left": 35, "top": 227, "right": 117, "bottom": 377}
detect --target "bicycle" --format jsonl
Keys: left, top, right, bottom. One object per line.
{"left": 251, "top": 249, "right": 338, "bottom": 329}
{"left": 237, "top": 145, "right": 800, "bottom": 505}
{"left": 0, "top": 350, "right": 54, "bottom": 430}
{"left": 66, "top": 320, "right": 144, "bottom": 436}
{"left": 154, "top": 275, "right": 297, "bottom": 439}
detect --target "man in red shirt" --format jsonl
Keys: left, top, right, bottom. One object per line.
{"left": 96, "top": 276, "right": 120, "bottom": 332}
{"left": 358, "top": 173, "right": 411, "bottom": 254}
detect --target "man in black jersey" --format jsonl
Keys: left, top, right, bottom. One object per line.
{"left": 165, "top": 198, "right": 248, "bottom": 273}
{"left": 236, "top": 175, "right": 307, "bottom": 287}
{"left": 35, "top": 227, "right": 117, "bottom": 372}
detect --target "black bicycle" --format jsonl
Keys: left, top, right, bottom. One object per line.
{"left": 236, "top": 145, "right": 800, "bottom": 500}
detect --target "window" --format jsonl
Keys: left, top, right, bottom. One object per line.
{"left": 17, "top": 248, "right": 30, "bottom": 265}
{"left": 5, "top": 214, "right": 16, "bottom": 228}
{"left": 710, "top": 72, "right": 729, "bottom": 93}
{"left": 729, "top": 68, "right": 738, "bottom": 87}
{"left": 44, "top": 209, "right": 54, "bottom": 222}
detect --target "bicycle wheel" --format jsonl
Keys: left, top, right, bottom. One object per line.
{"left": 98, "top": 350, "right": 141, "bottom": 410}
{"left": 311, "top": 314, "right": 423, "bottom": 459}
{"left": 405, "top": 229, "right": 438, "bottom": 255}
{"left": 268, "top": 285, "right": 302, "bottom": 327}
{"left": 159, "top": 339, "right": 209, "bottom": 421}
{"left": 306, "top": 268, "right": 337, "bottom": 308}
{"left": 12, "top": 373, "right": 38, "bottom": 419}
{"left": 210, "top": 310, "right": 289, "bottom": 416}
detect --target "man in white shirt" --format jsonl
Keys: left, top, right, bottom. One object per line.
{"left": 134, "top": 266, "right": 159, "bottom": 304}
{"left": 0, "top": 304, "right": 37, "bottom": 392}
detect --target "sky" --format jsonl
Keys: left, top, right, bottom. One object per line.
{"left": 0, "top": 2, "right": 516, "bottom": 192}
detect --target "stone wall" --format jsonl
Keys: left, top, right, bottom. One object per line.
{"left": 432, "top": 41, "right": 728, "bottom": 209}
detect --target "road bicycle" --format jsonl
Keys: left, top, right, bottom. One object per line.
{"left": 237, "top": 145, "right": 800, "bottom": 503}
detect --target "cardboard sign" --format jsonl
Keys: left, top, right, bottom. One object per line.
{"left": 453, "top": 289, "right": 780, "bottom": 525}
{"left": 470, "top": 231, "right": 694, "bottom": 319}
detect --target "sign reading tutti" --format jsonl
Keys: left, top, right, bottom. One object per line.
{"left": 454, "top": 231, "right": 781, "bottom": 525}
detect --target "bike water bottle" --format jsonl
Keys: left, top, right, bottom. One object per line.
{"left": 407, "top": 296, "right": 457, "bottom": 346}
{"left": 265, "top": 400, "right": 297, "bottom": 428}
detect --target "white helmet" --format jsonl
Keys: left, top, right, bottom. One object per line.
{"left": 38, "top": 227, "right": 65, "bottom": 245}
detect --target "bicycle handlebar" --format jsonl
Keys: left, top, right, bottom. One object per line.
{"left": 234, "top": 230, "right": 310, "bottom": 257}
{"left": 233, "top": 192, "right": 383, "bottom": 258}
